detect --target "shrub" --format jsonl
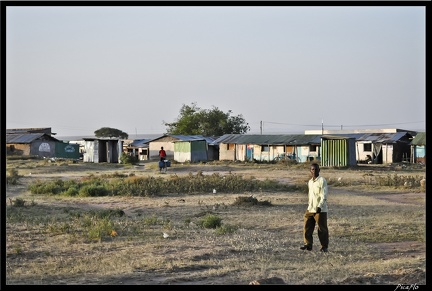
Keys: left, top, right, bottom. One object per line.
{"left": 6, "top": 168, "right": 21, "bottom": 185}
{"left": 120, "top": 152, "right": 138, "bottom": 165}
{"left": 28, "top": 179, "right": 66, "bottom": 195}
{"left": 10, "top": 198, "right": 26, "bottom": 207}
{"left": 64, "top": 185, "right": 79, "bottom": 196}
{"left": 232, "top": 196, "right": 272, "bottom": 207}
{"left": 79, "top": 185, "right": 108, "bottom": 197}
{"left": 199, "top": 214, "right": 222, "bottom": 229}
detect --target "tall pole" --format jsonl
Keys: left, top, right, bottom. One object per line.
{"left": 260, "top": 121, "right": 263, "bottom": 135}
{"left": 321, "top": 119, "right": 324, "bottom": 135}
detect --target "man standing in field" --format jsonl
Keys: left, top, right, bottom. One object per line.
{"left": 300, "top": 163, "right": 329, "bottom": 252}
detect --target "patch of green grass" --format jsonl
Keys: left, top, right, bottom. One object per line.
{"left": 199, "top": 214, "right": 222, "bottom": 229}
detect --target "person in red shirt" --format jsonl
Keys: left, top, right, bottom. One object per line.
{"left": 159, "top": 147, "right": 167, "bottom": 162}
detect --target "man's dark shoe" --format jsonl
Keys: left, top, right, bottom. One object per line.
{"left": 300, "top": 245, "right": 312, "bottom": 251}
{"left": 320, "top": 247, "right": 328, "bottom": 253}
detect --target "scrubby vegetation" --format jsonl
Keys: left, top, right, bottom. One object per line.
{"left": 27, "top": 171, "right": 302, "bottom": 197}
{"left": 26, "top": 169, "right": 425, "bottom": 198}
{"left": 6, "top": 168, "right": 21, "bottom": 185}
{"left": 5, "top": 158, "right": 426, "bottom": 285}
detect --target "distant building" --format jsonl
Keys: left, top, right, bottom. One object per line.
{"left": 148, "top": 135, "right": 218, "bottom": 162}
{"left": 82, "top": 138, "right": 123, "bottom": 163}
{"left": 410, "top": 132, "right": 426, "bottom": 164}
{"left": 123, "top": 139, "right": 151, "bottom": 161}
{"left": 6, "top": 132, "right": 79, "bottom": 159}
{"left": 213, "top": 134, "right": 321, "bottom": 163}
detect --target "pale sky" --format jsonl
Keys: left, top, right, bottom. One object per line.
{"left": 5, "top": 4, "right": 426, "bottom": 137}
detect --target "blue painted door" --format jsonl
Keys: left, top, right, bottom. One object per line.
{"left": 246, "top": 145, "right": 254, "bottom": 161}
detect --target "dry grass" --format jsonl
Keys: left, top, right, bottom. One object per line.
{"left": 5, "top": 159, "right": 426, "bottom": 285}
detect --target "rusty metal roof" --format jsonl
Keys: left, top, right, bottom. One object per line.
{"left": 6, "top": 133, "right": 59, "bottom": 144}
{"left": 410, "top": 132, "right": 426, "bottom": 146}
{"left": 213, "top": 134, "right": 322, "bottom": 145}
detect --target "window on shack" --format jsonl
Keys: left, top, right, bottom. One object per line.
{"left": 363, "top": 143, "right": 372, "bottom": 152}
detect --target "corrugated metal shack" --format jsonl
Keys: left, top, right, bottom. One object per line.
{"left": 354, "top": 132, "right": 413, "bottom": 164}
{"left": 6, "top": 132, "right": 80, "bottom": 159}
{"left": 83, "top": 138, "right": 123, "bottom": 163}
{"left": 6, "top": 133, "right": 54, "bottom": 158}
{"left": 149, "top": 135, "right": 218, "bottom": 161}
{"left": 124, "top": 139, "right": 151, "bottom": 161}
{"left": 213, "top": 134, "right": 322, "bottom": 162}
{"left": 173, "top": 136, "right": 217, "bottom": 163}
{"left": 322, "top": 132, "right": 414, "bottom": 165}
{"left": 410, "top": 132, "right": 426, "bottom": 164}
{"left": 320, "top": 135, "right": 357, "bottom": 167}
{"left": 6, "top": 132, "right": 58, "bottom": 157}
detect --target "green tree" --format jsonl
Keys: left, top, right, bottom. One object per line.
{"left": 164, "top": 102, "right": 250, "bottom": 136}
{"left": 94, "top": 127, "right": 129, "bottom": 139}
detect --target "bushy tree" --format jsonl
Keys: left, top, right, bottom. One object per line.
{"left": 94, "top": 127, "right": 128, "bottom": 139}
{"left": 164, "top": 103, "right": 250, "bottom": 136}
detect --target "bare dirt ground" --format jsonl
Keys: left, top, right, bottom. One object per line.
{"left": 331, "top": 188, "right": 426, "bottom": 278}
{"left": 5, "top": 161, "right": 426, "bottom": 285}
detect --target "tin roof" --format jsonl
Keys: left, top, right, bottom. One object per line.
{"left": 410, "top": 132, "right": 426, "bottom": 146}
{"left": 213, "top": 134, "right": 322, "bottom": 145}
{"left": 150, "top": 135, "right": 217, "bottom": 144}
{"left": 355, "top": 132, "right": 412, "bottom": 143}
{"left": 6, "top": 133, "right": 59, "bottom": 144}
{"left": 324, "top": 132, "right": 412, "bottom": 144}
{"left": 6, "top": 127, "right": 52, "bottom": 134}
{"left": 321, "top": 134, "right": 359, "bottom": 140}
{"left": 129, "top": 139, "right": 151, "bottom": 147}
{"left": 83, "top": 137, "right": 120, "bottom": 141}
{"left": 212, "top": 132, "right": 413, "bottom": 145}
{"left": 322, "top": 133, "right": 364, "bottom": 140}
